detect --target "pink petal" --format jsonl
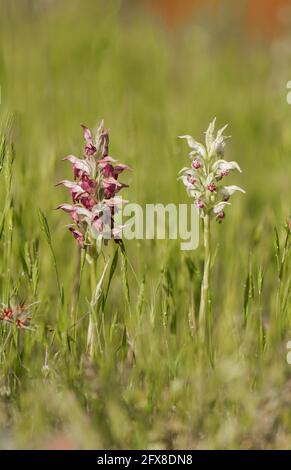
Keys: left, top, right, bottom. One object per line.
{"left": 56, "top": 203, "right": 75, "bottom": 212}
{"left": 102, "top": 176, "right": 122, "bottom": 188}
{"left": 98, "top": 156, "right": 117, "bottom": 163}
{"left": 62, "top": 154, "right": 79, "bottom": 163}
{"left": 103, "top": 197, "right": 128, "bottom": 207}
{"left": 81, "top": 124, "right": 93, "bottom": 144}
{"left": 114, "top": 164, "right": 131, "bottom": 174}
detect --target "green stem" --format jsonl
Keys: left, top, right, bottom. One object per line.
{"left": 199, "top": 213, "right": 211, "bottom": 336}
{"left": 87, "top": 256, "right": 98, "bottom": 357}
{"left": 72, "top": 248, "right": 86, "bottom": 341}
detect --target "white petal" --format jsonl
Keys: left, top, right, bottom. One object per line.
{"left": 181, "top": 175, "right": 193, "bottom": 188}
{"left": 189, "top": 189, "right": 201, "bottom": 199}
{"left": 178, "top": 167, "right": 190, "bottom": 175}
{"left": 213, "top": 159, "right": 242, "bottom": 173}
{"left": 75, "top": 207, "right": 92, "bottom": 218}
{"left": 178, "top": 135, "right": 206, "bottom": 156}
{"left": 213, "top": 201, "right": 231, "bottom": 213}
{"left": 205, "top": 118, "right": 216, "bottom": 152}
{"left": 222, "top": 185, "right": 245, "bottom": 196}
{"left": 216, "top": 124, "right": 229, "bottom": 140}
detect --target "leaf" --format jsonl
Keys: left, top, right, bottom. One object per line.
{"left": 119, "top": 241, "right": 131, "bottom": 306}
{"left": 38, "top": 209, "right": 51, "bottom": 246}
{"left": 38, "top": 208, "right": 63, "bottom": 303}
{"left": 243, "top": 262, "right": 254, "bottom": 324}
{"left": 92, "top": 261, "right": 109, "bottom": 308}
{"left": 103, "top": 248, "right": 119, "bottom": 307}
{"left": 184, "top": 256, "right": 198, "bottom": 280}
{"left": 257, "top": 267, "right": 264, "bottom": 297}
{"left": 273, "top": 227, "right": 280, "bottom": 274}
{"left": 0, "top": 136, "right": 6, "bottom": 174}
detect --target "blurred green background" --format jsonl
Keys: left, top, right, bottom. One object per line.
{"left": 0, "top": 0, "right": 290, "bottom": 449}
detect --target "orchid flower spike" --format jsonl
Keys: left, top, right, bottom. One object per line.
{"left": 178, "top": 118, "right": 245, "bottom": 222}
{"left": 58, "top": 120, "right": 131, "bottom": 251}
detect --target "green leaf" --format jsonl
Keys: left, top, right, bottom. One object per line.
{"left": 38, "top": 209, "right": 52, "bottom": 246}
{"left": 103, "top": 248, "right": 119, "bottom": 307}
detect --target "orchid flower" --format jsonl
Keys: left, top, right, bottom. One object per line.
{"left": 57, "top": 120, "right": 131, "bottom": 251}
{"left": 178, "top": 119, "right": 245, "bottom": 337}
{"left": 57, "top": 120, "right": 131, "bottom": 357}
{"left": 179, "top": 118, "right": 245, "bottom": 223}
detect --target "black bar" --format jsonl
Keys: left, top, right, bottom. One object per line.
{"left": 0, "top": 450, "right": 290, "bottom": 466}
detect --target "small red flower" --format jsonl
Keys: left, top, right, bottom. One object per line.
{"left": 187, "top": 175, "right": 196, "bottom": 185}
{"left": 216, "top": 210, "right": 225, "bottom": 222}
{"left": 195, "top": 199, "right": 205, "bottom": 209}
{"left": 191, "top": 159, "right": 202, "bottom": 170}
{"left": 68, "top": 227, "right": 85, "bottom": 249}
{"left": 0, "top": 303, "right": 35, "bottom": 330}
{"left": 207, "top": 183, "right": 217, "bottom": 192}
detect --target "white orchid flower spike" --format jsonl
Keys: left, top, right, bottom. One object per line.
{"left": 178, "top": 119, "right": 245, "bottom": 223}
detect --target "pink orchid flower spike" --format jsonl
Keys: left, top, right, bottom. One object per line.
{"left": 57, "top": 120, "right": 131, "bottom": 253}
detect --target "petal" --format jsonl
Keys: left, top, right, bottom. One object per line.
{"left": 178, "top": 135, "right": 206, "bottom": 156}
{"left": 56, "top": 203, "right": 75, "bottom": 212}
{"left": 75, "top": 206, "right": 93, "bottom": 218}
{"left": 95, "top": 119, "right": 105, "bottom": 143}
{"left": 216, "top": 123, "right": 229, "bottom": 141}
{"left": 102, "top": 176, "right": 122, "bottom": 187}
{"left": 56, "top": 180, "right": 84, "bottom": 192}
{"left": 113, "top": 164, "right": 131, "bottom": 174}
{"left": 223, "top": 185, "right": 245, "bottom": 196}
{"left": 56, "top": 179, "right": 75, "bottom": 188}
{"left": 205, "top": 118, "right": 216, "bottom": 153}
{"left": 103, "top": 197, "right": 128, "bottom": 206}
{"left": 112, "top": 225, "right": 127, "bottom": 237}
{"left": 98, "top": 156, "right": 117, "bottom": 163}
{"left": 81, "top": 124, "right": 93, "bottom": 144}
{"left": 189, "top": 189, "right": 201, "bottom": 198}
{"left": 62, "top": 154, "right": 79, "bottom": 163}
{"left": 213, "top": 201, "right": 231, "bottom": 213}
{"left": 178, "top": 167, "right": 190, "bottom": 175}
{"left": 213, "top": 159, "right": 242, "bottom": 173}
{"left": 63, "top": 155, "right": 90, "bottom": 173}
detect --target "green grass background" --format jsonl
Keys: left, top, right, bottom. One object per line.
{"left": 0, "top": 0, "right": 290, "bottom": 449}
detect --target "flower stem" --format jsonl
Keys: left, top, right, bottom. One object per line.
{"left": 87, "top": 256, "right": 98, "bottom": 357}
{"left": 199, "top": 213, "right": 211, "bottom": 337}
